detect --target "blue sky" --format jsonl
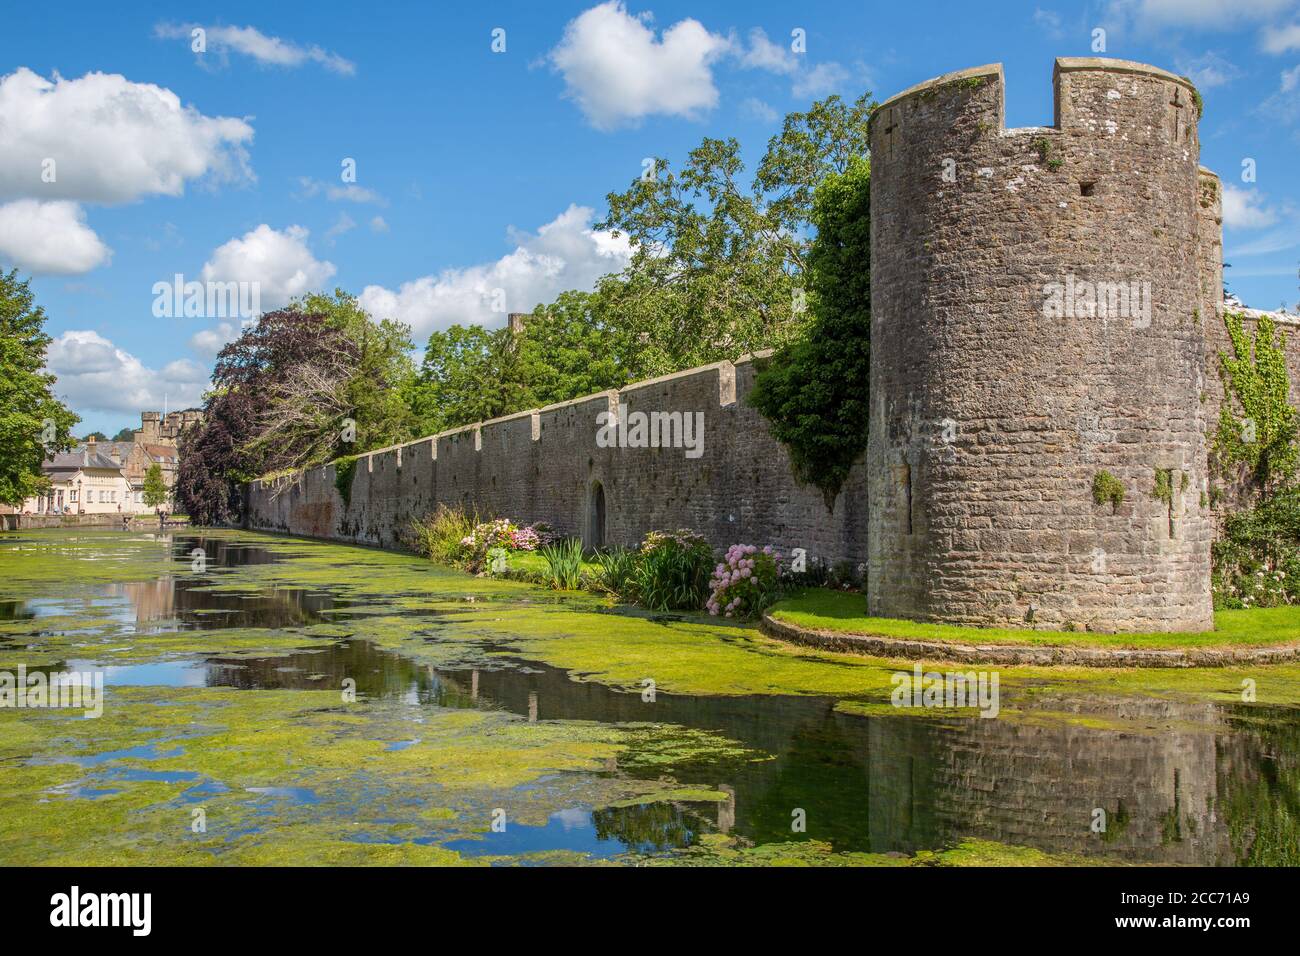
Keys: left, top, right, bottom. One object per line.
{"left": 1, "top": 0, "right": 1298, "bottom": 434}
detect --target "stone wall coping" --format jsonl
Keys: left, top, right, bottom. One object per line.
{"left": 760, "top": 611, "right": 1300, "bottom": 668}
{"left": 873, "top": 62, "right": 1003, "bottom": 115}
{"left": 616, "top": 359, "right": 734, "bottom": 395}
{"left": 734, "top": 348, "right": 776, "bottom": 366}
{"left": 1053, "top": 56, "right": 1196, "bottom": 91}
{"left": 474, "top": 407, "right": 539, "bottom": 431}
{"left": 531, "top": 390, "right": 617, "bottom": 417}
{"left": 1234, "top": 306, "right": 1300, "bottom": 326}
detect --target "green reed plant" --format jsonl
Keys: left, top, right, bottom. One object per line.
{"left": 407, "top": 503, "right": 478, "bottom": 568}
{"left": 540, "top": 538, "right": 585, "bottom": 590}
{"left": 594, "top": 546, "right": 639, "bottom": 599}
{"left": 633, "top": 530, "right": 714, "bottom": 611}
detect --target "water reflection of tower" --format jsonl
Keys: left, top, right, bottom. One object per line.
{"left": 862, "top": 696, "right": 1243, "bottom": 864}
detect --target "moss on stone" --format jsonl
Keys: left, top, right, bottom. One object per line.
{"left": 1092, "top": 470, "right": 1125, "bottom": 511}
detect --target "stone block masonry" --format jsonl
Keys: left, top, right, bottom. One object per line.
{"left": 245, "top": 355, "right": 870, "bottom": 569}
{"left": 867, "top": 58, "right": 1214, "bottom": 632}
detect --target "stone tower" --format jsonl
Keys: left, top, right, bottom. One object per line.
{"left": 866, "top": 58, "right": 1214, "bottom": 632}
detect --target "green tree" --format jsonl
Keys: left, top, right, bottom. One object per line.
{"left": 1210, "top": 311, "right": 1300, "bottom": 607}
{"left": 595, "top": 93, "right": 875, "bottom": 379}
{"left": 111, "top": 427, "right": 135, "bottom": 442}
{"left": 84, "top": 431, "right": 108, "bottom": 441}
{"left": 397, "top": 94, "right": 876, "bottom": 439}
{"left": 297, "top": 290, "right": 417, "bottom": 453}
{"left": 243, "top": 290, "right": 418, "bottom": 473}
{"left": 749, "top": 155, "right": 871, "bottom": 511}
{"left": 0, "top": 270, "right": 79, "bottom": 507}
{"left": 515, "top": 291, "right": 629, "bottom": 406}
{"left": 405, "top": 291, "right": 635, "bottom": 436}
{"left": 406, "top": 323, "right": 525, "bottom": 435}
{"left": 142, "top": 463, "right": 168, "bottom": 508}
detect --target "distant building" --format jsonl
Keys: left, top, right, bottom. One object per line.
{"left": 18, "top": 409, "right": 202, "bottom": 515}
{"left": 22, "top": 446, "right": 135, "bottom": 515}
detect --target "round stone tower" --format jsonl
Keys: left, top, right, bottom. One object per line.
{"left": 866, "top": 58, "right": 1213, "bottom": 632}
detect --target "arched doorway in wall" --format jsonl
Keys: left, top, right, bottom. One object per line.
{"left": 586, "top": 481, "right": 606, "bottom": 550}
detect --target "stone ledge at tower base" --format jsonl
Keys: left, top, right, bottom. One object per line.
{"left": 760, "top": 608, "right": 1300, "bottom": 667}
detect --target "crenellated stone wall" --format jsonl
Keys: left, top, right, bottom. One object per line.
{"left": 245, "top": 355, "right": 870, "bottom": 567}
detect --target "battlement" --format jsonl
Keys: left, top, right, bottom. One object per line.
{"left": 871, "top": 57, "right": 1200, "bottom": 176}
{"left": 246, "top": 351, "right": 867, "bottom": 560}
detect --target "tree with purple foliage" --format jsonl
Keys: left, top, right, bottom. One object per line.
{"left": 175, "top": 293, "right": 413, "bottom": 525}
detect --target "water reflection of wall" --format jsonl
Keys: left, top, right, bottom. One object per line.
{"left": 416, "top": 661, "right": 1261, "bottom": 862}
{"left": 111, "top": 553, "right": 1288, "bottom": 867}
{"left": 108, "top": 569, "right": 333, "bottom": 631}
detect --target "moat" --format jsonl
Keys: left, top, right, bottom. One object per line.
{"left": 1, "top": 528, "right": 1298, "bottom": 866}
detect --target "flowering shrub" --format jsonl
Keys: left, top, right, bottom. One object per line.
{"left": 509, "top": 522, "right": 559, "bottom": 552}
{"left": 460, "top": 518, "right": 517, "bottom": 565}
{"left": 1213, "top": 557, "right": 1300, "bottom": 609}
{"left": 708, "top": 544, "right": 782, "bottom": 619}
{"left": 457, "top": 518, "right": 564, "bottom": 568}
{"left": 510, "top": 526, "right": 540, "bottom": 551}
{"left": 1212, "top": 488, "right": 1300, "bottom": 608}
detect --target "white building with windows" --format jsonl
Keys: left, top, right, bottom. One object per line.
{"left": 21, "top": 447, "right": 140, "bottom": 515}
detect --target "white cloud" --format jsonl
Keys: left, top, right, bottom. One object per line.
{"left": 740, "top": 97, "right": 778, "bottom": 123}
{"left": 1263, "top": 21, "right": 1300, "bottom": 51}
{"left": 1032, "top": 8, "right": 1066, "bottom": 39}
{"left": 548, "top": 1, "right": 730, "bottom": 129}
{"left": 325, "top": 212, "right": 356, "bottom": 241}
{"left": 793, "top": 61, "right": 850, "bottom": 98}
{"left": 201, "top": 224, "right": 336, "bottom": 311}
{"left": 369, "top": 216, "right": 389, "bottom": 233}
{"left": 0, "top": 67, "right": 253, "bottom": 204}
{"left": 1227, "top": 226, "right": 1300, "bottom": 256}
{"left": 738, "top": 28, "right": 796, "bottom": 75}
{"left": 734, "top": 28, "right": 850, "bottom": 100}
{"left": 1222, "top": 184, "right": 1280, "bottom": 229}
{"left": 0, "top": 200, "right": 111, "bottom": 275}
{"left": 47, "top": 330, "right": 209, "bottom": 416}
{"left": 297, "top": 177, "right": 387, "bottom": 205}
{"left": 359, "top": 204, "right": 631, "bottom": 338}
{"left": 155, "top": 23, "right": 355, "bottom": 75}
{"left": 1176, "top": 51, "right": 1242, "bottom": 88}
{"left": 1261, "top": 64, "right": 1300, "bottom": 122}
{"left": 189, "top": 321, "right": 242, "bottom": 357}
{"left": 1106, "top": 0, "right": 1295, "bottom": 30}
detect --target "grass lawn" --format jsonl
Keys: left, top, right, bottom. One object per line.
{"left": 769, "top": 589, "right": 1300, "bottom": 649}
{"left": 496, "top": 550, "right": 604, "bottom": 589}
